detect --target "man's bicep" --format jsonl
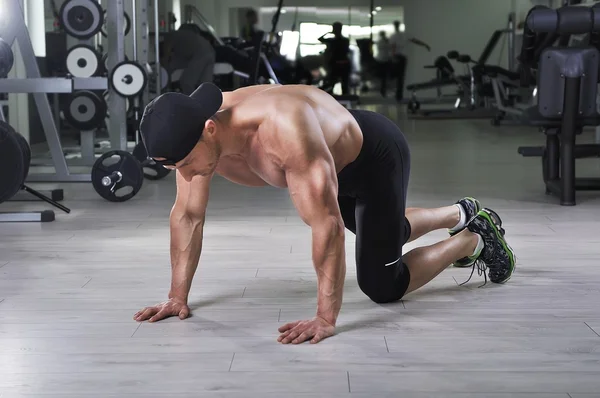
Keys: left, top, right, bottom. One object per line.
{"left": 286, "top": 158, "right": 341, "bottom": 227}
{"left": 173, "top": 171, "right": 212, "bottom": 219}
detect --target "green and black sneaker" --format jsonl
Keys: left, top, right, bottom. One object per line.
{"left": 464, "top": 208, "right": 516, "bottom": 285}
{"left": 449, "top": 197, "right": 482, "bottom": 267}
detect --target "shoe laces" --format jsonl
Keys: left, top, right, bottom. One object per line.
{"left": 459, "top": 258, "right": 488, "bottom": 288}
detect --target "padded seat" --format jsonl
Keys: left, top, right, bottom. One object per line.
{"left": 520, "top": 106, "right": 600, "bottom": 128}
{"left": 406, "top": 76, "right": 468, "bottom": 91}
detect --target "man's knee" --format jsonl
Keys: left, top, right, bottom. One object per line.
{"left": 357, "top": 266, "right": 410, "bottom": 304}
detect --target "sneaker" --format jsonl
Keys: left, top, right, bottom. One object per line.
{"left": 465, "top": 208, "right": 516, "bottom": 285}
{"left": 449, "top": 197, "right": 482, "bottom": 267}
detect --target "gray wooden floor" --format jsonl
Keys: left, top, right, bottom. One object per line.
{"left": 2, "top": 104, "right": 600, "bottom": 397}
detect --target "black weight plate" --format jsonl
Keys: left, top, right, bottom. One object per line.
{"left": 0, "top": 37, "right": 14, "bottom": 78}
{"left": 64, "top": 90, "right": 107, "bottom": 131}
{"left": 91, "top": 150, "right": 144, "bottom": 202}
{"left": 101, "top": 10, "right": 131, "bottom": 37}
{"left": 59, "top": 0, "right": 104, "bottom": 40}
{"left": 13, "top": 131, "right": 31, "bottom": 181}
{"left": 0, "top": 121, "right": 25, "bottom": 203}
{"left": 110, "top": 61, "right": 148, "bottom": 98}
{"left": 66, "top": 44, "right": 101, "bottom": 78}
{"left": 132, "top": 142, "right": 171, "bottom": 180}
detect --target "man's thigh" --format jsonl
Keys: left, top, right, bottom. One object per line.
{"left": 353, "top": 178, "right": 411, "bottom": 303}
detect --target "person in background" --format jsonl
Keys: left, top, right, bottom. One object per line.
{"left": 318, "top": 22, "right": 351, "bottom": 95}
{"left": 389, "top": 20, "right": 431, "bottom": 102}
{"left": 240, "top": 8, "right": 260, "bottom": 43}
{"left": 161, "top": 25, "right": 216, "bottom": 95}
{"left": 375, "top": 30, "right": 391, "bottom": 97}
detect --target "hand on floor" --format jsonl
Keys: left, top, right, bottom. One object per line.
{"left": 277, "top": 317, "right": 335, "bottom": 344}
{"left": 133, "top": 299, "right": 190, "bottom": 322}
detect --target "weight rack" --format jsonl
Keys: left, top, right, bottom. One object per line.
{"left": 0, "top": 0, "right": 159, "bottom": 184}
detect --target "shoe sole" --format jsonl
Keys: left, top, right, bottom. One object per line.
{"left": 451, "top": 197, "right": 482, "bottom": 268}
{"left": 478, "top": 208, "right": 516, "bottom": 283}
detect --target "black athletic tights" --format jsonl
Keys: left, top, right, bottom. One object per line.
{"left": 337, "top": 109, "right": 412, "bottom": 303}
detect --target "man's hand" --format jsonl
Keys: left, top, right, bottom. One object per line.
{"left": 133, "top": 299, "right": 190, "bottom": 322}
{"left": 277, "top": 317, "right": 335, "bottom": 344}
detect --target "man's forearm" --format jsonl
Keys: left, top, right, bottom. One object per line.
{"left": 312, "top": 219, "right": 346, "bottom": 325}
{"left": 168, "top": 212, "right": 205, "bottom": 302}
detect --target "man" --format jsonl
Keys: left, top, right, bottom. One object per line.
{"left": 133, "top": 83, "right": 516, "bottom": 345}
{"left": 161, "top": 24, "right": 215, "bottom": 95}
{"left": 375, "top": 30, "right": 392, "bottom": 97}
{"left": 240, "top": 8, "right": 260, "bottom": 43}
{"left": 389, "top": 20, "right": 431, "bottom": 101}
{"left": 318, "top": 22, "right": 352, "bottom": 95}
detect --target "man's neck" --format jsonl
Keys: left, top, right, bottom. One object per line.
{"left": 213, "top": 110, "right": 251, "bottom": 157}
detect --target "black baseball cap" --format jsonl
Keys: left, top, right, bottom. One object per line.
{"left": 139, "top": 82, "right": 223, "bottom": 166}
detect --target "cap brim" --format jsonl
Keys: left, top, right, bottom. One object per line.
{"left": 190, "top": 82, "right": 223, "bottom": 118}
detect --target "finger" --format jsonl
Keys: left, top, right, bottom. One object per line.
{"left": 278, "top": 321, "right": 301, "bottom": 333}
{"left": 136, "top": 308, "right": 158, "bottom": 321}
{"left": 292, "top": 330, "right": 314, "bottom": 344}
{"left": 179, "top": 307, "right": 190, "bottom": 320}
{"left": 282, "top": 328, "right": 303, "bottom": 344}
{"left": 277, "top": 329, "right": 293, "bottom": 342}
{"left": 310, "top": 332, "right": 327, "bottom": 344}
{"left": 149, "top": 309, "right": 171, "bottom": 323}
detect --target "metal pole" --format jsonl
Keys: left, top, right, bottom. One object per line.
{"left": 508, "top": 12, "right": 516, "bottom": 71}
{"left": 154, "top": 0, "right": 161, "bottom": 96}
{"left": 369, "top": 0, "right": 374, "bottom": 42}
{"left": 131, "top": 0, "right": 138, "bottom": 61}
{"left": 107, "top": 0, "right": 127, "bottom": 151}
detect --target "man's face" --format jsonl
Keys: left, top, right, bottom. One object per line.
{"left": 155, "top": 136, "right": 220, "bottom": 182}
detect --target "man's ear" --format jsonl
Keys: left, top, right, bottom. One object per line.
{"left": 204, "top": 118, "right": 217, "bottom": 136}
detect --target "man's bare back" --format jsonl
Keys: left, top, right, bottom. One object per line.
{"left": 213, "top": 85, "right": 364, "bottom": 188}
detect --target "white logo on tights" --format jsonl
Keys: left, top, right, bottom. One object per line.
{"left": 384, "top": 257, "right": 401, "bottom": 267}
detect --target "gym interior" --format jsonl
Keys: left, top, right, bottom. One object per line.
{"left": 1, "top": 0, "right": 600, "bottom": 395}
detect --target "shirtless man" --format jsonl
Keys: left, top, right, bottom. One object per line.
{"left": 133, "top": 83, "right": 516, "bottom": 344}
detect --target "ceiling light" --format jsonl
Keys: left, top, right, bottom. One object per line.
{"left": 281, "top": 9, "right": 287, "bottom": 13}
{"left": 371, "top": 10, "right": 377, "bottom": 15}
{"left": 375, "top": 6, "right": 382, "bottom": 11}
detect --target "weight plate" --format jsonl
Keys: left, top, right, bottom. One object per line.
{"left": 101, "top": 10, "right": 131, "bottom": 37}
{"left": 64, "top": 90, "right": 107, "bottom": 131}
{"left": 0, "top": 121, "right": 25, "bottom": 203}
{"left": 132, "top": 142, "right": 172, "bottom": 180}
{"left": 91, "top": 150, "right": 144, "bottom": 202}
{"left": 110, "top": 61, "right": 147, "bottom": 98}
{"left": 13, "top": 131, "right": 31, "bottom": 181}
{"left": 0, "top": 37, "right": 14, "bottom": 78}
{"left": 59, "top": 0, "right": 104, "bottom": 40}
{"left": 66, "top": 44, "right": 100, "bottom": 78}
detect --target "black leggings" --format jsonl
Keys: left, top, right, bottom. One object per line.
{"left": 337, "top": 110, "right": 412, "bottom": 303}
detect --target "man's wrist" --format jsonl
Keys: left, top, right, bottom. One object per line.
{"left": 168, "top": 291, "right": 188, "bottom": 303}
{"left": 316, "top": 311, "right": 338, "bottom": 326}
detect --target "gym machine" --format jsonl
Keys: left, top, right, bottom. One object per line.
{"left": 407, "top": 16, "right": 518, "bottom": 118}
{"left": 516, "top": 4, "right": 600, "bottom": 206}
{"left": 183, "top": 5, "right": 280, "bottom": 87}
